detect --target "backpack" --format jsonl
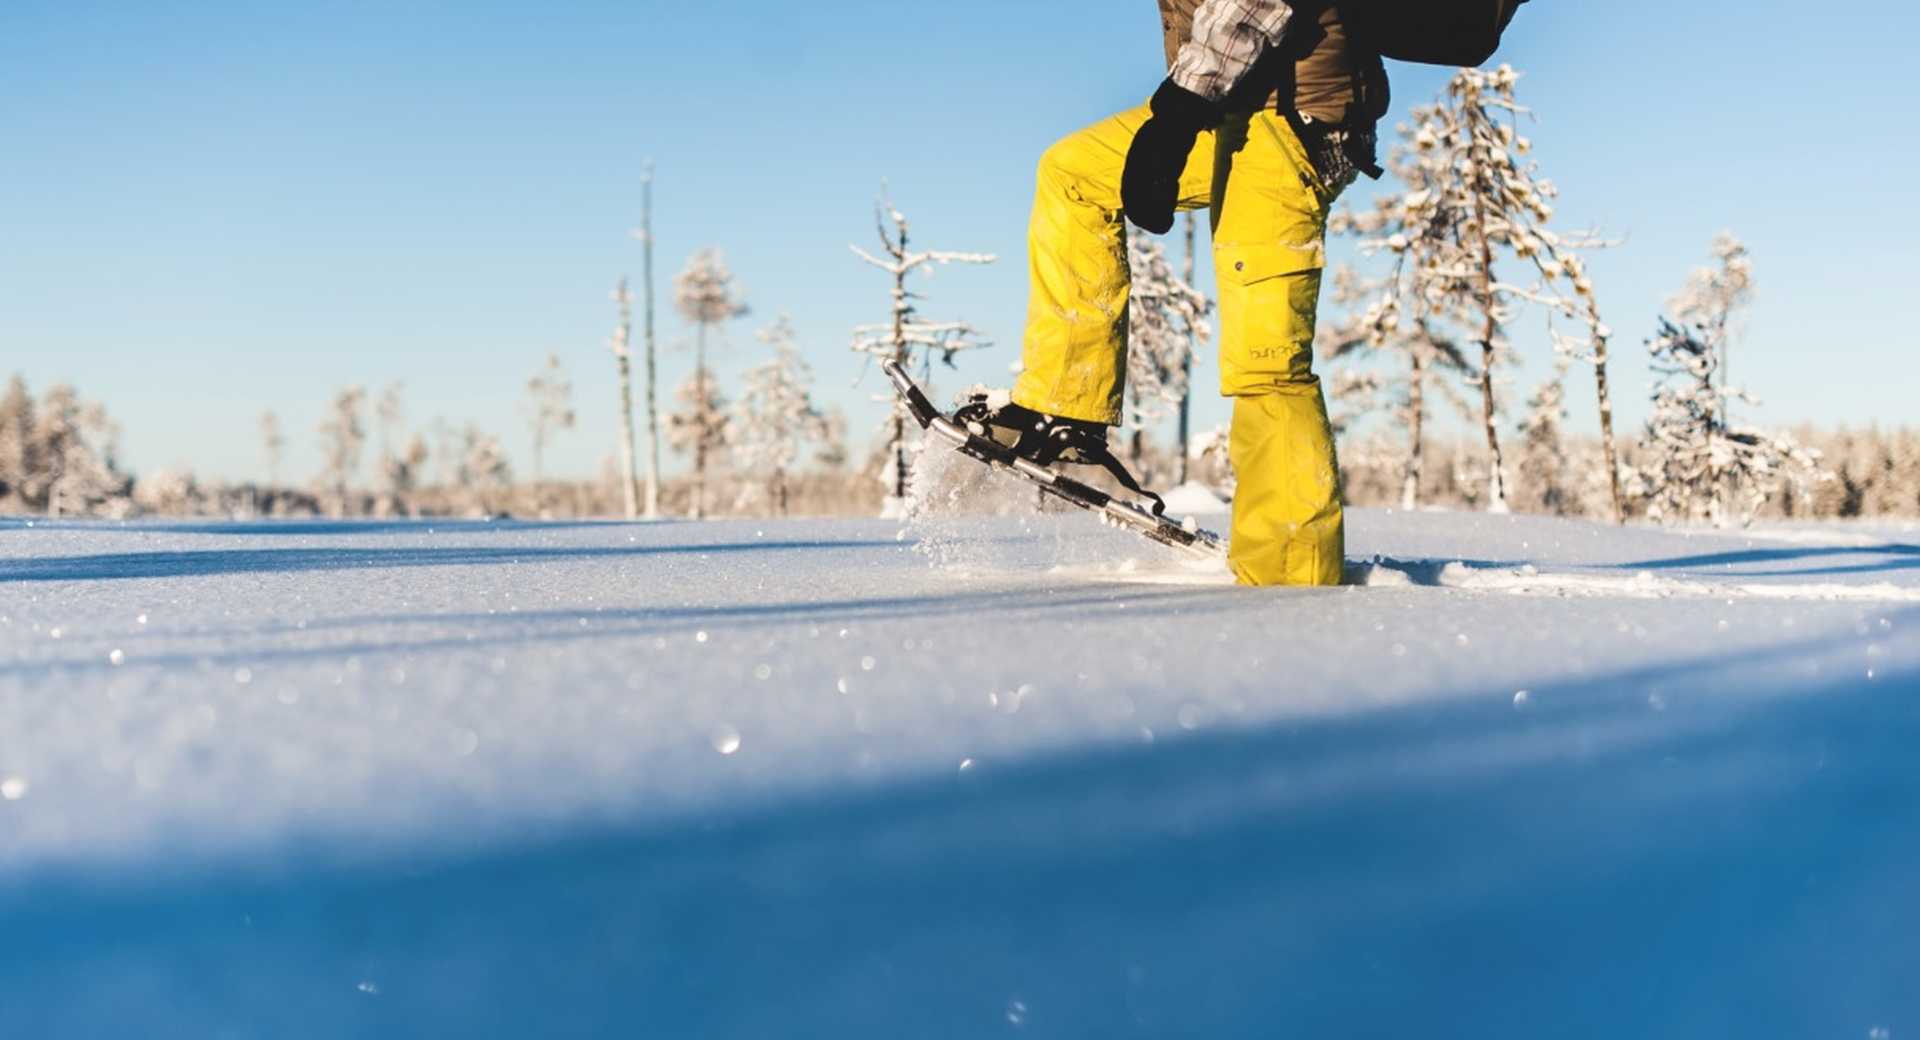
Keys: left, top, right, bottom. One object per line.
{"left": 1341, "top": 0, "right": 1528, "bottom": 68}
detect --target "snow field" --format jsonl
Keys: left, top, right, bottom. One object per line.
{"left": 0, "top": 506, "right": 1915, "bottom": 1036}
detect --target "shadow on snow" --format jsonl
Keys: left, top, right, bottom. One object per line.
{"left": 2, "top": 612, "right": 1916, "bottom": 1038}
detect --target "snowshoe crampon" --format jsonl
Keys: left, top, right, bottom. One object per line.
{"left": 881, "top": 360, "right": 1224, "bottom": 559}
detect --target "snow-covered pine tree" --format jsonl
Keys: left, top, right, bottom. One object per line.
{"left": 1338, "top": 66, "right": 1621, "bottom": 517}
{"left": 1641, "top": 256, "right": 1821, "bottom": 527}
{"left": 731, "top": 315, "right": 840, "bottom": 516}
{"left": 258, "top": 410, "right": 286, "bottom": 488}
{"left": 1124, "top": 230, "right": 1212, "bottom": 477}
{"left": 315, "top": 386, "right": 367, "bottom": 518}
{"left": 1317, "top": 265, "right": 1475, "bottom": 510}
{"left": 672, "top": 246, "right": 748, "bottom": 518}
{"left": 523, "top": 352, "right": 576, "bottom": 489}
{"left": 607, "top": 278, "right": 642, "bottom": 519}
{"left": 667, "top": 365, "right": 729, "bottom": 519}
{"left": 850, "top": 195, "right": 994, "bottom": 516}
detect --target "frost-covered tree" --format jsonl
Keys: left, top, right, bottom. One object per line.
{"left": 850, "top": 195, "right": 994, "bottom": 514}
{"left": 258, "top": 410, "right": 286, "bottom": 488}
{"left": 375, "top": 383, "right": 406, "bottom": 465}
{"left": 1318, "top": 266, "right": 1474, "bottom": 510}
{"left": 730, "top": 315, "right": 841, "bottom": 516}
{"left": 667, "top": 366, "right": 729, "bottom": 519}
{"left": 34, "top": 384, "right": 126, "bottom": 517}
{"left": 379, "top": 434, "right": 428, "bottom": 517}
{"left": 1669, "top": 232, "right": 1755, "bottom": 430}
{"left": 1513, "top": 371, "right": 1572, "bottom": 515}
{"left": 672, "top": 247, "right": 748, "bottom": 516}
{"left": 607, "top": 277, "right": 642, "bottom": 519}
{"left": 1125, "top": 229, "right": 1212, "bottom": 475}
{"left": 1642, "top": 313, "right": 1819, "bottom": 527}
{"left": 674, "top": 246, "right": 749, "bottom": 370}
{"left": 0, "top": 375, "right": 39, "bottom": 509}
{"left": 315, "top": 386, "right": 367, "bottom": 517}
{"left": 1337, "top": 65, "right": 1621, "bottom": 518}
{"left": 455, "top": 425, "right": 512, "bottom": 517}
{"left": 370, "top": 383, "right": 419, "bottom": 515}
{"left": 523, "top": 352, "right": 576, "bottom": 485}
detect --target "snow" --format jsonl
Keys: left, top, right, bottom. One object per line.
{"left": 1, "top": 508, "right": 1917, "bottom": 1036}
{"left": 1158, "top": 480, "right": 1230, "bottom": 516}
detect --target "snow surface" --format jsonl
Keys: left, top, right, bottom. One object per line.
{"left": 1, "top": 508, "right": 1917, "bottom": 1037}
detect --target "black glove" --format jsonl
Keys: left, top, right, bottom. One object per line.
{"left": 1121, "top": 78, "right": 1221, "bottom": 235}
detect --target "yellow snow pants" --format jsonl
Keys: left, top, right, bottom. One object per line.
{"left": 1011, "top": 103, "right": 1345, "bottom": 587}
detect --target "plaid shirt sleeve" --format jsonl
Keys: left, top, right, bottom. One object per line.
{"left": 1167, "top": 0, "right": 1296, "bottom": 102}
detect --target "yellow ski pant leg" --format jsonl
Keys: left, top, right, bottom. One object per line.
{"left": 1012, "top": 104, "right": 1214, "bottom": 424}
{"left": 1213, "top": 113, "right": 1344, "bottom": 587}
{"left": 1011, "top": 105, "right": 1343, "bottom": 586}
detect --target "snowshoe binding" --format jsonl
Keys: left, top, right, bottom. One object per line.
{"left": 881, "top": 360, "right": 1224, "bottom": 558}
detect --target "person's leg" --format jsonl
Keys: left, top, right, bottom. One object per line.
{"left": 1211, "top": 111, "right": 1345, "bottom": 587}
{"left": 1012, "top": 105, "right": 1213, "bottom": 425}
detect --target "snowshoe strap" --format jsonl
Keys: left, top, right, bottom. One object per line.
{"left": 1089, "top": 445, "right": 1167, "bottom": 518}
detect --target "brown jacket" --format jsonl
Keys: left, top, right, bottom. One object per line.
{"left": 1158, "top": 0, "right": 1388, "bottom": 126}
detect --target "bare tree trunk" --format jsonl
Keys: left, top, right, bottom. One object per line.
{"left": 612, "top": 277, "right": 641, "bottom": 520}
{"left": 1704, "top": 366, "right": 1723, "bottom": 527}
{"left": 642, "top": 164, "right": 662, "bottom": 519}
{"left": 693, "top": 322, "right": 708, "bottom": 520}
{"left": 1591, "top": 335, "right": 1624, "bottom": 523}
{"left": 889, "top": 244, "right": 911, "bottom": 502}
{"left": 1470, "top": 189, "right": 1510, "bottom": 513}
{"left": 1402, "top": 346, "right": 1427, "bottom": 511}
{"left": 1177, "top": 213, "right": 1197, "bottom": 486}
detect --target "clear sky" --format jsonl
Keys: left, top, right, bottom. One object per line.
{"left": 2, "top": 0, "right": 1915, "bottom": 484}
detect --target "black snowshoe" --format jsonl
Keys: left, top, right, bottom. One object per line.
{"left": 883, "top": 360, "right": 1224, "bottom": 558}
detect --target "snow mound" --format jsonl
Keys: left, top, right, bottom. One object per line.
{"left": 1348, "top": 554, "right": 1920, "bottom": 602}
{"left": 1159, "top": 480, "right": 1230, "bottom": 517}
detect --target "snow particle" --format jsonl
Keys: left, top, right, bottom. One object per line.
{"left": 48, "top": 627, "right": 62, "bottom": 640}
{"left": 1868, "top": 1028, "right": 1890, "bottom": 1040}
{"left": 958, "top": 757, "right": 975, "bottom": 773}
{"left": 695, "top": 631, "right": 709, "bottom": 644}
{"left": 1006, "top": 1000, "right": 1028, "bottom": 1026}
{"left": 451, "top": 729, "right": 479, "bottom": 757}
{"left": 1512, "top": 690, "right": 1532, "bottom": 709}
{"left": 356, "top": 981, "right": 381, "bottom": 996}
{"left": 860, "top": 656, "right": 876, "bottom": 672}
{"left": 233, "top": 667, "right": 253, "bottom": 685}
{"left": 710, "top": 724, "right": 742, "bottom": 756}
{"left": 136, "top": 614, "right": 148, "bottom": 626}
{"left": 0, "top": 777, "right": 27, "bottom": 801}
{"left": 753, "top": 664, "right": 772, "bottom": 681}
{"left": 1177, "top": 704, "right": 1205, "bottom": 730}
{"left": 108, "top": 649, "right": 125, "bottom": 666}
{"left": 1647, "top": 693, "right": 1668, "bottom": 712}
{"left": 836, "top": 677, "right": 850, "bottom": 694}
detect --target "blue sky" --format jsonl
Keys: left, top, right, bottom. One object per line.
{"left": 2, "top": 0, "right": 1914, "bottom": 484}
